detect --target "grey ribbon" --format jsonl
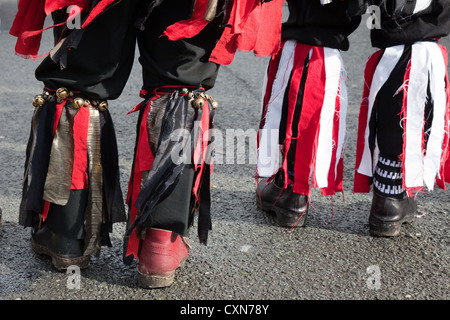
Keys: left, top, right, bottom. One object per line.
{"left": 43, "top": 104, "right": 77, "bottom": 206}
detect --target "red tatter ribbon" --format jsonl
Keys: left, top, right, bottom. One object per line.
{"left": 439, "top": 44, "right": 450, "bottom": 187}
{"left": 10, "top": 0, "right": 115, "bottom": 59}
{"left": 192, "top": 101, "right": 211, "bottom": 202}
{"left": 292, "top": 46, "right": 326, "bottom": 196}
{"left": 52, "top": 101, "right": 66, "bottom": 136}
{"left": 42, "top": 99, "right": 90, "bottom": 220}
{"left": 41, "top": 201, "right": 50, "bottom": 221}
{"left": 71, "top": 106, "right": 90, "bottom": 190}
{"left": 81, "top": 0, "right": 116, "bottom": 28}
{"left": 280, "top": 43, "right": 312, "bottom": 191}
{"left": 125, "top": 96, "right": 157, "bottom": 259}
{"left": 161, "top": 0, "right": 282, "bottom": 66}
{"left": 353, "top": 50, "right": 384, "bottom": 193}
{"left": 9, "top": 0, "right": 47, "bottom": 59}
{"left": 162, "top": 0, "right": 210, "bottom": 41}
{"left": 209, "top": 0, "right": 282, "bottom": 65}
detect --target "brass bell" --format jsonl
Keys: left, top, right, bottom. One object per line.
{"left": 98, "top": 101, "right": 109, "bottom": 112}
{"left": 211, "top": 100, "right": 219, "bottom": 109}
{"left": 180, "top": 88, "right": 189, "bottom": 95}
{"left": 73, "top": 97, "right": 84, "bottom": 109}
{"left": 56, "top": 88, "right": 69, "bottom": 100}
{"left": 83, "top": 99, "right": 90, "bottom": 107}
{"left": 193, "top": 96, "right": 205, "bottom": 109}
{"left": 32, "top": 95, "right": 45, "bottom": 108}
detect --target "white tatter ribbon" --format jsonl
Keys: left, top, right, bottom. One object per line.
{"left": 404, "top": 42, "right": 447, "bottom": 191}
{"left": 257, "top": 40, "right": 296, "bottom": 178}
{"left": 315, "top": 48, "right": 347, "bottom": 189}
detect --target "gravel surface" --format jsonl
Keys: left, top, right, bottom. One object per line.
{"left": 0, "top": 2, "right": 448, "bottom": 304}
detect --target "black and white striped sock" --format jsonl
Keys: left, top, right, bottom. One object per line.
{"left": 373, "top": 155, "right": 405, "bottom": 199}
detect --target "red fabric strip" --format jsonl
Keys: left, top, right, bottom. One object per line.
{"left": 10, "top": 0, "right": 90, "bottom": 59}
{"left": 125, "top": 163, "right": 142, "bottom": 258}
{"left": 438, "top": 44, "right": 450, "bottom": 188}
{"left": 353, "top": 50, "right": 383, "bottom": 193}
{"left": 137, "top": 100, "right": 156, "bottom": 173}
{"left": 127, "top": 101, "right": 145, "bottom": 115}
{"left": 9, "top": 0, "right": 46, "bottom": 59}
{"left": 81, "top": 0, "right": 117, "bottom": 28}
{"left": 125, "top": 98, "right": 155, "bottom": 258}
{"left": 234, "top": 0, "right": 282, "bottom": 57}
{"left": 209, "top": 0, "right": 282, "bottom": 65}
{"left": 335, "top": 157, "right": 344, "bottom": 194}
{"left": 330, "top": 91, "right": 343, "bottom": 194}
{"left": 53, "top": 102, "right": 65, "bottom": 135}
{"left": 293, "top": 46, "right": 326, "bottom": 196}
{"left": 282, "top": 43, "right": 312, "bottom": 189}
{"left": 71, "top": 106, "right": 90, "bottom": 190}
{"left": 45, "top": 0, "right": 91, "bottom": 15}
{"left": 41, "top": 201, "right": 50, "bottom": 221}
{"left": 162, "top": 0, "right": 210, "bottom": 41}
{"left": 11, "top": 0, "right": 117, "bottom": 59}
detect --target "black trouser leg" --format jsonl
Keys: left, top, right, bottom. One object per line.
{"left": 45, "top": 190, "right": 88, "bottom": 239}
{"left": 31, "top": 190, "right": 91, "bottom": 268}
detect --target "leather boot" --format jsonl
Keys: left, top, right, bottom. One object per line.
{"left": 369, "top": 192, "right": 417, "bottom": 237}
{"left": 31, "top": 225, "right": 90, "bottom": 270}
{"left": 256, "top": 177, "right": 308, "bottom": 228}
{"left": 31, "top": 190, "right": 90, "bottom": 270}
{"left": 137, "top": 228, "right": 190, "bottom": 289}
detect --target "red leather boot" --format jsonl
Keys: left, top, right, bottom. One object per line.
{"left": 137, "top": 228, "right": 190, "bottom": 288}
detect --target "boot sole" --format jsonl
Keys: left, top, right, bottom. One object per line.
{"left": 31, "top": 238, "right": 90, "bottom": 271}
{"left": 136, "top": 259, "right": 186, "bottom": 289}
{"left": 369, "top": 215, "right": 415, "bottom": 237}
{"left": 256, "top": 196, "right": 307, "bottom": 228}
{"left": 137, "top": 269, "right": 176, "bottom": 289}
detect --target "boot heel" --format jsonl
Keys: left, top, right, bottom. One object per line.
{"left": 274, "top": 206, "right": 308, "bottom": 228}
{"left": 31, "top": 236, "right": 90, "bottom": 270}
{"left": 137, "top": 269, "right": 176, "bottom": 289}
{"left": 369, "top": 193, "right": 418, "bottom": 237}
{"left": 369, "top": 220, "right": 401, "bottom": 237}
{"left": 137, "top": 228, "right": 190, "bottom": 289}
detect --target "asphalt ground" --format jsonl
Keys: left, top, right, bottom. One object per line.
{"left": 0, "top": 1, "right": 449, "bottom": 309}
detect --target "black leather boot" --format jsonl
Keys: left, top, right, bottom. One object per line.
{"left": 369, "top": 192, "right": 417, "bottom": 237}
{"left": 31, "top": 225, "right": 90, "bottom": 270}
{"left": 31, "top": 190, "right": 90, "bottom": 270}
{"left": 256, "top": 176, "right": 308, "bottom": 228}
